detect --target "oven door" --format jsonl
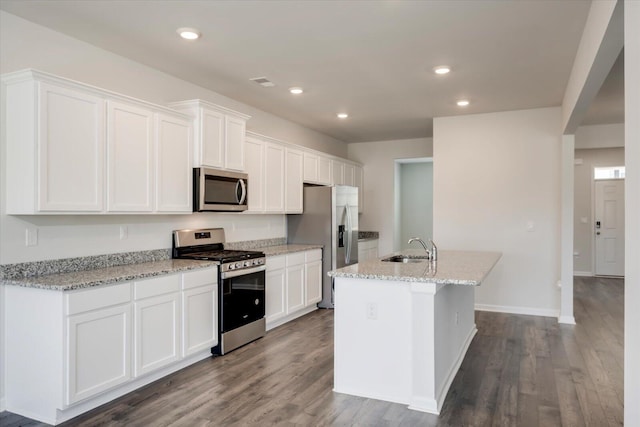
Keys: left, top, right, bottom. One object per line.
{"left": 219, "top": 266, "right": 265, "bottom": 333}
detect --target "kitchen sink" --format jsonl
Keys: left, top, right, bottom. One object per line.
{"left": 381, "top": 255, "right": 430, "bottom": 263}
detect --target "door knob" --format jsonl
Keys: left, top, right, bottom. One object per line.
{"left": 596, "top": 231, "right": 601, "bottom": 235}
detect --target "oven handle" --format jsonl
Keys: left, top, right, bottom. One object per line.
{"left": 220, "top": 264, "right": 266, "bottom": 279}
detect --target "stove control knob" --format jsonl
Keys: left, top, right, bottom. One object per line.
{"left": 236, "top": 262, "right": 243, "bottom": 269}
{"left": 244, "top": 261, "right": 251, "bottom": 267}
{"left": 228, "top": 264, "right": 235, "bottom": 270}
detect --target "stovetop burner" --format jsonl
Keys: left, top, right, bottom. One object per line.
{"left": 179, "top": 249, "right": 264, "bottom": 263}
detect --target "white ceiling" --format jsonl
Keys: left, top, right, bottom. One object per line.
{"left": 1, "top": 0, "right": 621, "bottom": 143}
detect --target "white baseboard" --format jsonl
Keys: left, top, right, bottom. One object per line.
{"left": 558, "top": 315, "right": 576, "bottom": 325}
{"left": 574, "top": 271, "right": 593, "bottom": 277}
{"left": 475, "top": 303, "right": 559, "bottom": 318}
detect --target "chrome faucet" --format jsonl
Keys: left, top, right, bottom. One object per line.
{"left": 408, "top": 237, "right": 437, "bottom": 261}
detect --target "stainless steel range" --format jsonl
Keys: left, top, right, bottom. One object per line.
{"left": 172, "top": 228, "right": 266, "bottom": 355}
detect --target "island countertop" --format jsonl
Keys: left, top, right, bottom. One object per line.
{"left": 328, "top": 249, "right": 501, "bottom": 285}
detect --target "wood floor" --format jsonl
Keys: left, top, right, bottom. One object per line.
{"left": 1, "top": 276, "right": 623, "bottom": 426}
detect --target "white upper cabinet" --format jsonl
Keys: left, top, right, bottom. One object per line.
{"left": 107, "top": 100, "right": 154, "bottom": 212}
{"left": 5, "top": 78, "right": 106, "bottom": 213}
{"left": 244, "top": 135, "right": 265, "bottom": 213}
{"left": 2, "top": 69, "right": 193, "bottom": 215}
{"left": 332, "top": 159, "right": 345, "bottom": 185}
{"left": 201, "top": 108, "right": 224, "bottom": 168}
{"left": 155, "top": 113, "right": 193, "bottom": 212}
{"left": 343, "top": 163, "right": 355, "bottom": 187}
{"left": 285, "top": 148, "right": 303, "bottom": 213}
{"left": 225, "top": 115, "right": 247, "bottom": 171}
{"left": 318, "top": 156, "right": 332, "bottom": 185}
{"left": 303, "top": 152, "right": 331, "bottom": 186}
{"left": 243, "top": 131, "right": 364, "bottom": 215}
{"left": 168, "top": 100, "right": 250, "bottom": 172}
{"left": 264, "top": 142, "right": 285, "bottom": 213}
{"left": 303, "top": 152, "right": 319, "bottom": 183}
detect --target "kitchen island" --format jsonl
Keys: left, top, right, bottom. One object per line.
{"left": 328, "top": 250, "right": 501, "bottom": 414}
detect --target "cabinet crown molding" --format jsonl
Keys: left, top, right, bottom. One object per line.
{"left": 1, "top": 68, "right": 193, "bottom": 119}
{"left": 167, "top": 99, "right": 251, "bottom": 121}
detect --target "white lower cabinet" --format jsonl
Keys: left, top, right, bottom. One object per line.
{"left": 133, "top": 275, "right": 182, "bottom": 377}
{"left": 4, "top": 266, "right": 217, "bottom": 425}
{"left": 266, "top": 256, "right": 286, "bottom": 324}
{"left": 67, "top": 303, "right": 132, "bottom": 405}
{"left": 286, "top": 253, "right": 306, "bottom": 314}
{"left": 182, "top": 267, "right": 218, "bottom": 356}
{"left": 265, "top": 249, "right": 323, "bottom": 330}
{"left": 305, "top": 249, "right": 323, "bottom": 306}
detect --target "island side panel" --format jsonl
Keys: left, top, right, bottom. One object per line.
{"left": 333, "top": 277, "right": 412, "bottom": 404}
{"left": 408, "top": 282, "right": 477, "bottom": 414}
{"left": 434, "top": 284, "right": 477, "bottom": 408}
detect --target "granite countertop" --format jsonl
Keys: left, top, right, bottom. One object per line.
{"left": 358, "top": 231, "right": 379, "bottom": 241}
{"left": 261, "top": 244, "right": 323, "bottom": 257}
{"left": 328, "top": 249, "right": 501, "bottom": 285}
{"left": 2, "top": 259, "right": 218, "bottom": 291}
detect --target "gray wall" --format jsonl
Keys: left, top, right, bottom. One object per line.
{"left": 399, "top": 162, "right": 433, "bottom": 250}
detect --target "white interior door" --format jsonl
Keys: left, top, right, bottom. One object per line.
{"left": 595, "top": 179, "right": 625, "bottom": 276}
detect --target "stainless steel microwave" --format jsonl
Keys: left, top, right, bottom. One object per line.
{"left": 193, "top": 168, "right": 248, "bottom": 212}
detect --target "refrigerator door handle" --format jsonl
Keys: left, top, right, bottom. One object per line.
{"left": 345, "top": 203, "right": 352, "bottom": 264}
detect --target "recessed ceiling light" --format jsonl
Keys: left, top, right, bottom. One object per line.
{"left": 457, "top": 99, "right": 470, "bottom": 107}
{"left": 289, "top": 87, "right": 304, "bottom": 95}
{"left": 177, "top": 27, "right": 201, "bottom": 40}
{"left": 337, "top": 113, "right": 349, "bottom": 119}
{"left": 433, "top": 66, "right": 451, "bottom": 75}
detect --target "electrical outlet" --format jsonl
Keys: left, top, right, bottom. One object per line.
{"left": 25, "top": 228, "right": 38, "bottom": 247}
{"left": 366, "top": 302, "right": 378, "bottom": 320}
{"left": 119, "top": 225, "right": 128, "bottom": 240}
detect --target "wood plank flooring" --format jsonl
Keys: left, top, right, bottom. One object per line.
{"left": 1, "top": 276, "right": 623, "bottom": 426}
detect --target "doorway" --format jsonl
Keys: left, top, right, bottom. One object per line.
{"left": 393, "top": 158, "right": 433, "bottom": 251}
{"left": 594, "top": 170, "right": 625, "bottom": 276}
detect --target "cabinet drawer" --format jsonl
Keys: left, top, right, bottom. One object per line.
{"left": 182, "top": 267, "right": 217, "bottom": 290}
{"left": 306, "top": 249, "right": 322, "bottom": 262}
{"left": 134, "top": 274, "right": 181, "bottom": 300}
{"left": 286, "top": 252, "right": 306, "bottom": 267}
{"left": 267, "top": 255, "right": 286, "bottom": 270}
{"left": 67, "top": 282, "right": 131, "bottom": 316}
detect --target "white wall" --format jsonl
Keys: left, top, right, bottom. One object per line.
{"left": 575, "top": 123, "right": 625, "bottom": 149}
{"left": 573, "top": 147, "right": 625, "bottom": 275}
{"left": 433, "top": 107, "right": 562, "bottom": 317}
{"left": 348, "top": 138, "right": 433, "bottom": 256}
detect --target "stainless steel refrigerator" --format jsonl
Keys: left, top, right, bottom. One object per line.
{"left": 287, "top": 185, "right": 358, "bottom": 308}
